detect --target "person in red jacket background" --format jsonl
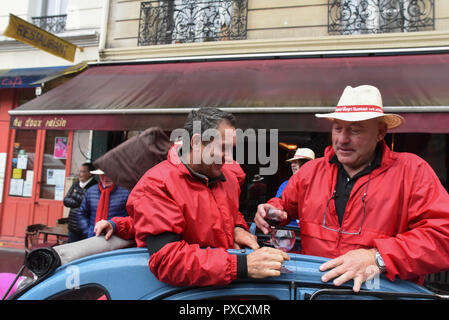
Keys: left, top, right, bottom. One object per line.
{"left": 98, "top": 107, "right": 289, "bottom": 287}
{"left": 255, "top": 85, "right": 449, "bottom": 292}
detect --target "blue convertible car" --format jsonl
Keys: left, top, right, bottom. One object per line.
{"left": 6, "top": 233, "right": 448, "bottom": 301}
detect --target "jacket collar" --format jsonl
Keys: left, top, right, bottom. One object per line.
{"left": 79, "top": 176, "right": 95, "bottom": 189}
{"left": 323, "top": 140, "right": 395, "bottom": 208}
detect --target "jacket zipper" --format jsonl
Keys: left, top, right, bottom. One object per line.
{"left": 336, "top": 232, "right": 342, "bottom": 248}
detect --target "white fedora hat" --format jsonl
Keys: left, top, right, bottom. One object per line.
{"left": 286, "top": 148, "right": 315, "bottom": 162}
{"left": 90, "top": 169, "right": 104, "bottom": 175}
{"left": 315, "top": 85, "right": 404, "bottom": 129}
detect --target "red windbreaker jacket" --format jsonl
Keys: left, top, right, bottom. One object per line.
{"left": 124, "top": 145, "right": 248, "bottom": 287}
{"left": 269, "top": 141, "right": 449, "bottom": 284}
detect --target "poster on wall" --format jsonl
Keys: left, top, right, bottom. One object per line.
{"left": 47, "top": 169, "right": 65, "bottom": 186}
{"left": 54, "top": 186, "right": 64, "bottom": 201}
{"left": 22, "top": 180, "right": 33, "bottom": 197}
{"left": 9, "top": 178, "right": 24, "bottom": 196}
{"left": 12, "top": 168, "right": 22, "bottom": 179}
{"left": 22, "top": 170, "right": 34, "bottom": 197}
{"left": 17, "top": 154, "right": 27, "bottom": 169}
{"left": 54, "top": 137, "right": 68, "bottom": 159}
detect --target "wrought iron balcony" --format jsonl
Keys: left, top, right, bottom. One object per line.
{"left": 138, "top": 0, "right": 248, "bottom": 46}
{"left": 328, "top": 0, "right": 434, "bottom": 35}
{"left": 32, "top": 14, "right": 67, "bottom": 34}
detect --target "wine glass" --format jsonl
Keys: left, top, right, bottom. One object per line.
{"left": 266, "top": 208, "right": 295, "bottom": 273}
{"left": 270, "top": 229, "right": 296, "bottom": 253}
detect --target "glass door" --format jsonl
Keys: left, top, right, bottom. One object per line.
{"left": 33, "top": 130, "right": 72, "bottom": 228}
{"left": 39, "top": 131, "right": 69, "bottom": 201}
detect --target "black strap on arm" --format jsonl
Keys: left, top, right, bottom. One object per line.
{"left": 145, "top": 232, "right": 248, "bottom": 279}
{"left": 145, "top": 232, "right": 181, "bottom": 255}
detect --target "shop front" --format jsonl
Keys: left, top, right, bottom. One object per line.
{"left": 0, "top": 129, "right": 73, "bottom": 248}
{"left": 2, "top": 52, "right": 449, "bottom": 248}
{"left": 0, "top": 66, "right": 83, "bottom": 248}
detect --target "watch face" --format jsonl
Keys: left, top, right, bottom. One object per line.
{"left": 376, "top": 252, "right": 386, "bottom": 268}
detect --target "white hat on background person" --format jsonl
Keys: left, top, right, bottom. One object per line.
{"left": 90, "top": 169, "right": 104, "bottom": 175}
{"left": 315, "top": 85, "right": 404, "bottom": 129}
{"left": 286, "top": 148, "right": 315, "bottom": 162}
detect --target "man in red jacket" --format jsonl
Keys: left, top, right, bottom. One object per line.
{"left": 97, "top": 107, "right": 288, "bottom": 287}
{"left": 255, "top": 85, "right": 449, "bottom": 292}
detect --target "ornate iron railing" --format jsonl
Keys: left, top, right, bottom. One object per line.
{"left": 32, "top": 14, "right": 67, "bottom": 34}
{"left": 328, "top": 0, "right": 434, "bottom": 35}
{"left": 138, "top": 0, "right": 248, "bottom": 46}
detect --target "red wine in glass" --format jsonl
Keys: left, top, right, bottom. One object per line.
{"left": 266, "top": 208, "right": 282, "bottom": 227}
{"left": 266, "top": 216, "right": 281, "bottom": 227}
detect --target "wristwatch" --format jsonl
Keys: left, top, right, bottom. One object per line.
{"left": 375, "top": 250, "right": 386, "bottom": 273}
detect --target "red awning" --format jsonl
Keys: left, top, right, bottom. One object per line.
{"left": 9, "top": 53, "right": 449, "bottom": 132}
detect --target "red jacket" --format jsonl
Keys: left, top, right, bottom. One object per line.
{"left": 269, "top": 141, "right": 449, "bottom": 284}
{"left": 124, "top": 145, "right": 248, "bottom": 287}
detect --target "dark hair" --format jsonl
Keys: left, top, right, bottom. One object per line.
{"left": 183, "top": 107, "right": 236, "bottom": 139}
{"left": 182, "top": 107, "right": 235, "bottom": 151}
{"left": 81, "top": 162, "right": 95, "bottom": 172}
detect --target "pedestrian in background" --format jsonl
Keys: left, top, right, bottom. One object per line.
{"left": 78, "top": 169, "right": 130, "bottom": 238}
{"left": 276, "top": 148, "right": 315, "bottom": 198}
{"left": 63, "top": 162, "right": 97, "bottom": 243}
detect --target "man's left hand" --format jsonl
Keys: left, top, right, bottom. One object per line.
{"left": 319, "top": 248, "right": 381, "bottom": 292}
{"left": 234, "top": 227, "right": 260, "bottom": 250}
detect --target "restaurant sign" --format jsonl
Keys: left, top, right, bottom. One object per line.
{"left": 10, "top": 114, "right": 124, "bottom": 131}
{"left": 3, "top": 14, "right": 79, "bottom": 63}
{"left": 9, "top": 113, "right": 185, "bottom": 131}
{"left": 11, "top": 116, "right": 68, "bottom": 130}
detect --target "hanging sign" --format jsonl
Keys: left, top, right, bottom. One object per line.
{"left": 3, "top": 14, "right": 80, "bottom": 62}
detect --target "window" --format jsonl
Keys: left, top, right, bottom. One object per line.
{"left": 9, "top": 130, "right": 37, "bottom": 198}
{"left": 328, "top": 0, "right": 435, "bottom": 35}
{"left": 31, "top": 0, "right": 68, "bottom": 33}
{"left": 161, "top": 283, "right": 291, "bottom": 300}
{"left": 49, "top": 284, "right": 110, "bottom": 300}
{"left": 39, "top": 131, "right": 69, "bottom": 200}
{"left": 138, "top": 0, "right": 248, "bottom": 46}
{"left": 42, "top": 0, "right": 69, "bottom": 17}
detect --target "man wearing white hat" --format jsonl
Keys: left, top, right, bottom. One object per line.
{"left": 255, "top": 85, "right": 449, "bottom": 292}
{"left": 275, "top": 148, "right": 315, "bottom": 198}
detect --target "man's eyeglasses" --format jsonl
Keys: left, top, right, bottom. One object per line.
{"left": 322, "top": 172, "right": 372, "bottom": 235}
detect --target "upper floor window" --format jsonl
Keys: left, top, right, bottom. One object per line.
{"left": 138, "top": 0, "right": 248, "bottom": 46}
{"left": 328, "top": 0, "right": 435, "bottom": 35}
{"left": 31, "top": 0, "right": 68, "bottom": 34}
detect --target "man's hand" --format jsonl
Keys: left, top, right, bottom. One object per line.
{"left": 319, "top": 248, "right": 381, "bottom": 292}
{"left": 254, "top": 203, "right": 288, "bottom": 235}
{"left": 94, "top": 220, "right": 114, "bottom": 240}
{"left": 233, "top": 227, "right": 259, "bottom": 250}
{"left": 247, "top": 247, "right": 290, "bottom": 278}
